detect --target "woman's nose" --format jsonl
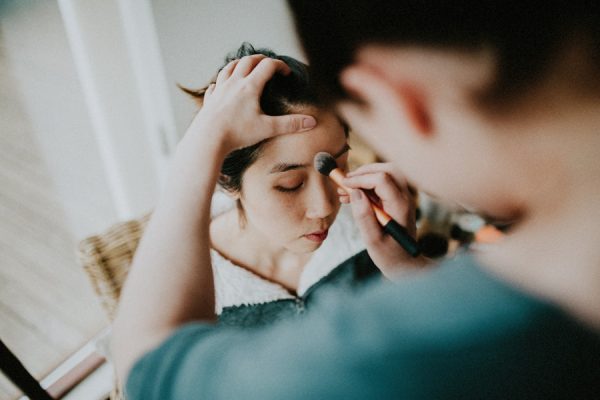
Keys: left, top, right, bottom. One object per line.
{"left": 305, "top": 178, "right": 337, "bottom": 220}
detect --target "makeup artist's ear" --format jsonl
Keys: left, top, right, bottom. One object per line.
{"left": 338, "top": 60, "right": 433, "bottom": 138}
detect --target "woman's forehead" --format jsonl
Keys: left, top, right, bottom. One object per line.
{"left": 257, "top": 116, "right": 347, "bottom": 168}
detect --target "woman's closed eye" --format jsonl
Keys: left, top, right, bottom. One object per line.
{"left": 275, "top": 181, "right": 304, "bottom": 193}
{"left": 272, "top": 144, "right": 351, "bottom": 193}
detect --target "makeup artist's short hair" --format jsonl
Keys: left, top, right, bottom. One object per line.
{"left": 287, "top": 1, "right": 600, "bottom": 110}
{"left": 181, "top": 42, "right": 347, "bottom": 219}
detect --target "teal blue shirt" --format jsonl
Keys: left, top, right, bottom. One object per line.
{"left": 125, "top": 254, "right": 600, "bottom": 399}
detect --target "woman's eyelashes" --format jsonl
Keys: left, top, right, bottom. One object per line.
{"left": 273, "top": 145, "right": 351, "bottom": 193}
{"left": 275, "top": 181, "right": 304, "bottom": 193}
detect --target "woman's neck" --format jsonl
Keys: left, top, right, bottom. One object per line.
{"left": 211, "top": 209, "right": 310, "bottom": 292}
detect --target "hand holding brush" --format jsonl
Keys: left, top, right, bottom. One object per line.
{"left": 314, "top": 153, "right": 421, "bottom": 259}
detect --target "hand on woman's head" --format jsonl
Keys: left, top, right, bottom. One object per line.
{"left": 190, "top": 55, "right": 317, "bottom": 152}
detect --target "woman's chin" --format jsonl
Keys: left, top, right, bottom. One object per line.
{"left": 305, "top": 241, "right": 324, "bottom": 252}
{"left": 306, "top": 236, "right": 329, "bottom": 250}
{"left": 288, "top": 238, "right": 325, "bottom": 254}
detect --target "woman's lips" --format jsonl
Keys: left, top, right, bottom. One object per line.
{"left": 304, "top": 229, "right": 329, "bottom": 243}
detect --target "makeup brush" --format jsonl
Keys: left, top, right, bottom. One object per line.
{"left": 314, "top": 152, "right": 420, "bottom": 257}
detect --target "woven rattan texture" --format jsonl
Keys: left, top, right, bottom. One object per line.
{"left": 77, "top": 214, "right": 150, "bottom": 321}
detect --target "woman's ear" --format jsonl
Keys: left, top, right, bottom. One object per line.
{"left": 217, "top": 175, "right": 242, "bottom": 200}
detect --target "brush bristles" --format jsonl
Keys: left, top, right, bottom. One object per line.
{"left": 314, "top": 152, "right": 338, "bottom": 176}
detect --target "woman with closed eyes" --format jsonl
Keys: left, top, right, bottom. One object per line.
{"left": 182, "top": 43, "right": 384, "bottom": 326}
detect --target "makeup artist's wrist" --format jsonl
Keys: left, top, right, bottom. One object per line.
{"left": 180, "top": 116, "right": 231, "bottom": 157}
{"left": 380, "top": 255, "right": 432, "bottom": 281}
{"left": 188, "top": 111, "right": 264, "bottom": 158}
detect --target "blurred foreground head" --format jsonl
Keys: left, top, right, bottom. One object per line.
{"left": 288, "top": 1, "right": 600, "bottom": 220}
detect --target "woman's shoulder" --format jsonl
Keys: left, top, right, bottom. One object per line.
{"left": 209, "top": 189, "right": 237, "bottom": 252}
{"left": 210, "top": 190, "right": 236, "bottom": 218}
{"left": 209, "top": 210, "right": 234, "bottom": 252}
{"left": 209, "top": 193, "right": 245, "bottom": 261}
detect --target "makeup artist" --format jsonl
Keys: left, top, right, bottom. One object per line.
{"left": 113, "top": 2, "right": 600, "bottom": 399}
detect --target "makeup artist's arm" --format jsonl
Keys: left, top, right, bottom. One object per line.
{"left": 111, "top": 55, "right": 317, "bottom": 382}
{"left": 341, "top": 163, "right": 431, "bottom": 279}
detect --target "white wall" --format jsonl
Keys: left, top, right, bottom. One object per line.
{"left": 58, "top": 0, "right": 166, "bottom": 222}
{"left": 151, "top": 0, "right": 304, "bottom": 136}
{"left": 0, "top": 0, "right": 118, "bottom": 239}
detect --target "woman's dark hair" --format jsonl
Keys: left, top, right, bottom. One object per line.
{"left": 181, "top": 43, "right": 320, "bottom": 194}
{"left": 287, "top": 1, "right": 600, "bottom": 110}
{"left": 180, "top": 43, "right": 346, "bottom": 218}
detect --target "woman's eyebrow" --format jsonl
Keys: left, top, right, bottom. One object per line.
{"left": 269, "top": 143, "right": 350, "bottom": 174}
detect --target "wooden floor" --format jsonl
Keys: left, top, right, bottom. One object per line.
{"left": 0, "top": 32, "right": 107, "bottom": 399}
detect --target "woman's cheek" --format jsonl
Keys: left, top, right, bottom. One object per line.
{"left": 272, "top": 193, "right": 305, "bottom": 228}
{"left": 250, "top": 191, "right": 305, "bottom": 237}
